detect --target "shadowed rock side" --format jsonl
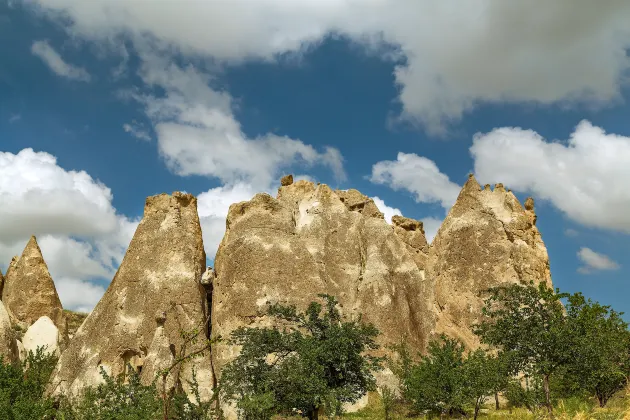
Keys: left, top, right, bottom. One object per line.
{"left": 428, "top": 175, "right": 553, "bottom": 349}
{"left": 212, "top": 179, "right": 435, "bottom": 388}
{"left": 0, "top": 270, "right": 3, "bottom": 299}
{"left": 1, "top": 237, "right": 67, "bottom": 339}
{"left": 47, "top": 192, "right": 213, "bottom": 400}
{"left": 0, "top": 300, "right": 19, "bottom": 364}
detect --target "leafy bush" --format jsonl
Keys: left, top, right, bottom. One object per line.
{"left": 0, "top": 346, "right": 58, "bottom": 420}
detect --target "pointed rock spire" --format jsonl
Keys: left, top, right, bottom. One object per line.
{"left": 1, "top": 237, "right": 66, "bottom": 336}
{"left": 49, "top": 192, "right": 213, "bottom": 401}
{"left": 427, "top": 177, "right": 552, "bottom": 348}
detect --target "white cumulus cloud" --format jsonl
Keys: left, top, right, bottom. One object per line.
{"left": 21, "top": 0, "right": 630, "bottom": 133}
{"left": 577, "top": 247, "right": 620, "bottom": 274}
{"left": 31, "top": 40, "right": 91, "bottom": 81}
{"left": 371, "top": 196, "right": 402, "bottom": 224}
{"left": 197, "top": 183, "right": 261, "bottom": 261}
{"left": 370, "top": 152, "right": 461, "bottom": 210}
{"left": 471, "top": 120, "right": 630, "bottom": 233}
{"left": 0, "top": 149, "right": 137, "bottom": 312}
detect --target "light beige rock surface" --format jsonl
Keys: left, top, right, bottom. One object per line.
{"left": 212, "top": 179, "right": 435, "bottom": 384}
{"left": 23, "top": 316, "right": 61, "bottom": 357}
{"left": 1, "top": 238, "right": 67, "bottom": 337}
{"left": 0, "top": 300, "right": 19, "bottom": 364}
{"left": 48, "top": 192, "right": 213, "bottom": 400}
{"left": 428, "top": 175, "right": 553, "bottom": 348}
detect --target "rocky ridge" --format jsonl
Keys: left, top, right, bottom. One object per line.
{"left": 0, "top": 173, "right": 554, "bottom": 417}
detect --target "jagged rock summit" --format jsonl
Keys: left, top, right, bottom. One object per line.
{"left": 428, "top": 174, "right": 552, "bottom": 348}
{"left": 48, "top": 192, "right": 213, "bottom": 399}
{"left": 1, "top": 236, "right": 67, "bottom": 337}
{"left": 211, "top": 178, "right": 436, "bottom": 389}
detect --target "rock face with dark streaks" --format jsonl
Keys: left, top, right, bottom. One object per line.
{"left": 211, "top": 180, "right": 435, "bottom": 392}
{"left": 428, "top": 175, "right": 552, "bottom": 348}
{"left": 0, "top": 300, "right": 19, "bottom": 364}
{"left": 48, "top": 192, "right": 213, "bottom": 400}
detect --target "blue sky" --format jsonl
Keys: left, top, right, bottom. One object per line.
{"left": 1, "top": 1, "right": 629, "bottom": 315}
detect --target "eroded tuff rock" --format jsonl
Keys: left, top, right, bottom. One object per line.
{"left": 212, "top": 179, "right": 435, "bottom": 387}
{"left": 0, "top": 270, "right": 4, "bottom": 298}
{"left": 1, "top": 237, "right": 67, "bottom": 338}
{"left": 23, "top": 316, "right": 61, "bottom": 357}
{"left": 48, "top": 192, "right": 213, "bottom": 400}
{"left": 428, "top": 174, "right": 552, "bottom": 348}
{"left": 0, "top": 300, "right": 19, "bottom": 364}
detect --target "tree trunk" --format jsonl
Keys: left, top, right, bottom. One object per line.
{"left": 543, "top": 374, "right": 552, "bottom": 414}
{"left": 474, "top": 399, "right": 481, "bottom": 420}
{"left": 495, "top": 392, "right": 499, "bottom": 410}
{"left": 307, "top": 407, "right": 319, "bottom": 420}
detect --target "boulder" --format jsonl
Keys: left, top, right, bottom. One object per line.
{"left": 212, "top": 178, "right": 435, "bottom": 389}
{"left": 0, "top": 300, "right": 19, "bottom": 365}
{"left": 22, "top": 316, "right": 61, "bottom": 357}
{"left": 1, "top": 237, "right": 67, "bottom": 337}
{"left": 428, "top": 175, "right": 553, "bottom": 348}
{"left": 48, "top": 192, "right": 213, "bottom": 400}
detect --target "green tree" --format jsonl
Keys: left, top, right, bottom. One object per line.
{"left": 474, "top": 281, "right": 571, "bottom": 413}
{"left": 0, "top": 347, "right": 58, "bottom": 420}
{"left": 220, "top": 294, "right": 382, "bottom": 420}
{"left": 402, "top": 336, "right": 470, "bottom": 418}
{"left": 465, "top": 350, "right": 510, "bottom": 419}
{"left": 563, "top": 293, "right": 630, "bottom": 407}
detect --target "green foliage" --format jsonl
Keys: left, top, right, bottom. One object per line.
{"left": 503, "top": 377, "right": 545, "bottom": 412}
{"left": 64, "top": 365, "right": 162, "bottom": 420}
{"left": 0, "top": 346, "right": 58, "bottom": 420}
{"left": 379, "top": 386, "right": 396, "bottom": 420}
{"left": 563, "top": 293, "right": 630, "bottom": 407}
{"left": 475, "top": 281, "right": 572, "bottom": 411}
{"left": 400, "top": 336, "right": 506, "bottom": 419}
{"left": 220, "top": 294, "right": 382, "bottom": 420}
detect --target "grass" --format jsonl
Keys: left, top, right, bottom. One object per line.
{"left": 342, "top": 390, "right": 630, "bottom": 420}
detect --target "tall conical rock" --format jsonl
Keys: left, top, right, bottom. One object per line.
{"left": 0, "top": 300, "right": 19, "bottom": 364}
{"left": 48, "top": 192, "right": 213, "bottom": 399}
{"left": 428, "top": 175, "right": 552, "bottom": 348}
{"left": 212, "top": 179, "right": 435, "bottom": 387}
{"left": 1, "top": 237, "right": 67, "bottom": 337}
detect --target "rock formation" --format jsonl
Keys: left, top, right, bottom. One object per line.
{"left": 212, "top": 179, "right": 435, "bottom": 389}
{"left": 0, "top": 300, "right": 19, "bottom": 364}
{"left": 428, "top": 174, "right": 552, "bottom": 348}
{"left": 47, "top": 192, "right": 213, "bottom": 400}
{"left": 1, "top": 237, "right": 67, "bottom": 338}
{"left": 0, "top": 269, "right": 4, "bottom": 298}
{"left": 23, "top": 316, "right": 61, "bottom": 357}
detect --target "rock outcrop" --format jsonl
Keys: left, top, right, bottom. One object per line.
{"left": 0, "top": 269, "right": 4, "bottom": 298}
{"left": 0, "top": 300, "right": 19, "bottom": 364}
{"left": 1, "top": 237, "right": 67, "bottom": 337}
{"left": 428, "top": 175, "right": 552, "bottom": 348}
{"left": 48, "top": 192, "right": 213, "bottom": 400}
{"left": 23, "top": 316, "right": 61, "bottom": 357}
{"left": 212, "top": 179, "right": 435, "bottom": 387}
